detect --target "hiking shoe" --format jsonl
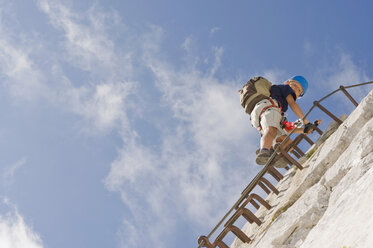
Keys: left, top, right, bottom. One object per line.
{"left": 256, "top": 149, "right": 273, "bottom": 165}
{"left": 256, "top": 147, "right": 275, "bottom": 155}
{"left": 256, "top": 147, "right": 288, "bottom": 168}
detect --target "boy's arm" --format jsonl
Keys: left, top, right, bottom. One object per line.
{"left": 286, "top": 94, "right": 309, "bottom": 124}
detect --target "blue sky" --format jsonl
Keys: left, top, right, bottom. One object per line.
{"left": 0, "top": 1, "right": 372, "bottom": 248}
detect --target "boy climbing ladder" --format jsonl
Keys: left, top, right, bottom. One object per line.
{"left": 239, "top": 75, "right": 320, "bottom": 167}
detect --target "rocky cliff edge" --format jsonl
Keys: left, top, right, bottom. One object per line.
{"left": 232, "top": 89, "right": 373, "bottom": 248}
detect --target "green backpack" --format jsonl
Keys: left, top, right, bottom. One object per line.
{"left": 238, "top": 76, "right": 272, "bottom": 115}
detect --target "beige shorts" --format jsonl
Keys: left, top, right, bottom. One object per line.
{"left": 250, "top": 99, "right": 287, "bottom": 138}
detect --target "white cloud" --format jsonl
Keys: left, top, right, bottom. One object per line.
{"left": 117, "top": 219, "right": 141, "bottom": 248}
{"left": 262, "top": 69, "right": 287, "bottom": 84}
{"left": 0, "top": 0, "right": 133, "bottom": 133}
{"left": 318, "top": 52, "right": 370, "bottom": 105}
{"left": 303, "top": 41, "right": 314, "bottom": 57}
{"left": 327, "top": 53, "right": 369, "bottom": 87}
{"left": 209, "top": 46, "right": 223, "bottom": 76}
{"left": 0, "top": 28, "right": 49, "bottom": 101}
{"left": 37, "top": 0, "right": 137, "bottom": 133}
{"left": 105, "top": 137, "right": 178, "bottom": 247}
{"left": 146, "top": 50, "right": 257, "bottom": 212}
{"left": 0, "top": 198, "right": 44, "bottom": 248}
{"left": 60, "top": 81, "right": 136, "bottom": 132}
{"left": 210, "top": 27, "right": 221, "bottom": 36}
{"left": 147, "top": 59, "right": 255, "bottom": 157}
{"left": 3, "top": 158, "right": 27, "bottom": 180}
{"left": 37, "top": 0, "right": 129, "bottom": 74}
{"left": 105, "top": 139, "right": 157, "bottom": 192}
{"left": 0, "top": 1, "right": 137, "bottom": 134}
{"left": 303, "top": 42, "right": 370, "bottom": 94}
{"left": 181, "top": 36, "right": 193, "bottom": 52}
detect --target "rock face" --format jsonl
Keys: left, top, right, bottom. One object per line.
{"left": 231, "top": 89, "right": 373, "bottom": 248}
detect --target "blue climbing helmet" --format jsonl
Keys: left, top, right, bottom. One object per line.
{"left": 289, "top": 75, "right": 308, "bottom": 97}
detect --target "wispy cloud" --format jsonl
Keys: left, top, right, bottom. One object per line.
{"left": 37, "top": 0, "right": 128, "bottom": 74}
{"left": 0, "top": 0, "right": 137, "bottom": 133}
{"left": 326, "top": 53, "right": 369, "bottom": 87}
{"left": 209, "top": 46, "right": 224, "bottom": 76}
{"left": 210, "top": 27, "right": 221, "bottom": 36}
{"left": 35, "top": 0, "right": 136, "bottom": 133}
{"left": 3, "top": 158, "right": 27, "bottom": 181}
{"left": 317, "top": 52, "right": 371, "bottom": 105}
{"left": 262, "top": 69, "right": 287, "bottom": 84}
{"left": 59, "top": 80, "right": 136, "bottom": 132}
{"left": 36, "top": 0, "right": 137, "bottom": 132}
{"left": 0, "top": 198, "right": 44, "bottom": 248}
{"left": 0, "top": 18, "right": 49, "bottom": 101}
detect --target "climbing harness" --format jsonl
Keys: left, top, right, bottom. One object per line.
{"left": 259, "top": 97, "right": 282, "bottom": 119}
{"left": 257, "top": 97, "right": 282, "bottom": 131}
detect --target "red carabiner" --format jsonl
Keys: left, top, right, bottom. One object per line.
{"left": 282, "top": 120, "right": 295, "bottom": 131}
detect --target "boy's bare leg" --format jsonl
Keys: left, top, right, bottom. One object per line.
{"left": 261, "top": 126, "right": 277, "bottom": 150}
{"left": 256, "top": 126, "right": 277, "bottom": 165}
